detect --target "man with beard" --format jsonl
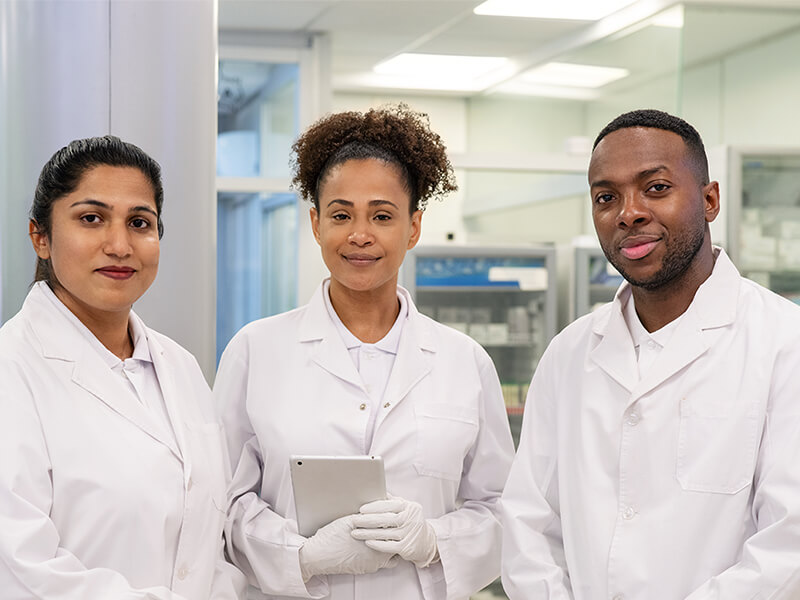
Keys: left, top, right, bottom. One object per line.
{"left": 501, "top": 109, "right": 800, "bottom": 599}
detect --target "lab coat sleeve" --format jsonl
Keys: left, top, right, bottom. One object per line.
{"left": 0, "top": 361, "right": 188, "bottom": 600}
{"left": 215, "top": 336, "right": 327, "bottom": 599}
{"left": 419, "top": 346, "right": 516, "bottom": 600}
{"left": 500, "top": 344, "right": 574, "bottom": 600}
{"left": 684, "top": 342, "right": 800, "bottom": 600}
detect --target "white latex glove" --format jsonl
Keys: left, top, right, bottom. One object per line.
{"left": 351, "top": 496, "right": 438, "bottom": 568}
{"left": 299, "top": 514, "right": 399, "bottom": 582}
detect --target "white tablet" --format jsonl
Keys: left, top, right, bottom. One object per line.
{"left": 290, "top": 455, "right": 386, "bottom": 537}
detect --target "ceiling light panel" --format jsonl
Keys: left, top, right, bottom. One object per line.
{"left": 371, "top": 53, "right": 508, "bottom": 91}
{"left": 474, "top": 0, "right": 638, "bottom": 21}
{"left": 520, "top": 62, "right": 630, "bottom": 88}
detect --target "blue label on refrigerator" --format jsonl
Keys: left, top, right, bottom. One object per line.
{"left": 415, "top": 256, "right": 548, "bottom": 289}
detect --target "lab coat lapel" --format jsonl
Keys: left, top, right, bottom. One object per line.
{"left": 373, "top": 293, "right": 433, "bottom": 434}
{"left": 589, "top": 287, "right": 638, "bottom": 394}
{"left": 299, "top": 283, "right": 364, "bottom": 390}
{"left": 69, "top": 354, "right": 181, "bottom": 458}
{"left": 630, "top": 249, "right": 739, "bottom": 402}
{"left": 26, "top": 285, "right": 182, "bottom": 458}
{"left": 140, "top": 317, "right": 186, "bottom": 462}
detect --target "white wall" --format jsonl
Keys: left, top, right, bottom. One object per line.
{"left": 683, "top": 28, "right": 800, "bottom": 146}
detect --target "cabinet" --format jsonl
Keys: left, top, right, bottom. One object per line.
{"left": 726, "top": 148, "right": 800, "bottom": 303}
{"left": 402, "top": 245, "right": 556, "bottom": 447}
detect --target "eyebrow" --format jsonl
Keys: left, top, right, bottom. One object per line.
{"left": 325, "top": 199, "right": 399, "bottom": 210}
{"left": 69, "top": 198, "right": 158, "bottom": 217}
{"left": 590, "top": 165, "right": 670, "bottom": 189}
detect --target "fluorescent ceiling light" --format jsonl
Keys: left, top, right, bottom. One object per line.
{"left": 519, "top": 62, "right": 629, "bottom": 88}
{"left": 474, "top": 0, "right": 637, "bottom": 21}
{"left": 371, "top": 53, "right": 508, "bottom": 91}
{"left": 651, "top": 5, "right": 684, "bottom": 28}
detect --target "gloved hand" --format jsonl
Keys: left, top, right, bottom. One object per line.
{"left": 298, "top": 514, "right": 398, "bottom": 582}
{"left": 351, "top": 496, "right": 438, "bottom": 568}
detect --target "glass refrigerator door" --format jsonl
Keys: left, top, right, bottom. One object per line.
{"left": 403, "top": 245, "right": 556, "bottom": 447}
{"left": 574, "top": 246, "right": 623, "bottom": 320}
{"left": 732, "top": 151, "right": 800, "bottom": 304}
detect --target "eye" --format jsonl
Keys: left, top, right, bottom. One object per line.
{"left": 374, "top": 213, "right": 392, "bottom": 221}
{"left": 594, "top": 193, "right": 614, "bottom": 205}
{"left": 80, "top": 213, "right": 102, "bottom": 224}
{"left": 648, "top": 183, "right": 670, "bottom": 193}
{"left": 130, "top": 217, "right": 152, "bottom": 229}
{"left": 331, "top": 212, "right": 349, "bottom": 221}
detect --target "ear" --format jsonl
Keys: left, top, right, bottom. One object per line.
{"left": 29, "top": 220, "right": 51, "bottom": 259}
{"left": 703, "top": 181, "right": 721, "bottom": 223}
{"left": 407, "top": 210, "right": 422, "bottom": 250}
{"left": 309, "top": 206, "right": 321, "bottom": 245}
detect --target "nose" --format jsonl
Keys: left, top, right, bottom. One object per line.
{"left": 103, "top": 222, "right": 133, "bottom": 257}
{"left": 616, "top": 192, "right": 651, "bottom": 229}
{"left": 347, "top": 227, "right": 374, "bottom": 247}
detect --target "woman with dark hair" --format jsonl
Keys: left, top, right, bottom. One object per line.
{"left": 0, "top": 136, "right": 245, "bottom": 599}
{"left": 216, "top": 105, "right": 514, "bottom": 600}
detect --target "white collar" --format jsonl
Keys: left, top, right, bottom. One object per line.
{"left": 322, "top": 279, "right": 407, "bottom": 355}
{"left": 38, "top": 281, "right": 152, "bottom": 368}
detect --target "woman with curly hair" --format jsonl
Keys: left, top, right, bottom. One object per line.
{"left": 215, "top": 104, "right": 514, "bottom": 600}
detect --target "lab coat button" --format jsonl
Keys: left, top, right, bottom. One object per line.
{"left": 187, "top": 477, "right": 193, "bottom": 491}
{"left": 177, "top": 566, "right": 189, "bottom": 580}
{"left": 621, "top": 505, "right": 636, "bottom": 520}
{"left": 359, "top": 403, "right": 367, "bottom": 410}
{"left": 626, "top": 412, "right": 640, "bottom": 426}
{"left": 383, "top": 402, "right": 390, "bottom": 408}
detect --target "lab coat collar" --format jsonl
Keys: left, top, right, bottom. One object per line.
{"left": 25, "top": 283, "right": 183, "bottom": 461}
{"left": 297, "top": 280, "right": 436, "bottom": 407}
{"left": 298, "top": 281, "right": 369, "bottom": 390}
{"left": 590, "top": 247, "right": 740, "bottom": 402}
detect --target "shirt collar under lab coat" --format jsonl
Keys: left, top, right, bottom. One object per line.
{"left": 321, "top": 278, "right": 407, "bottom": 355}
{"left": 37, "top": 281, "right": 153, "bottom": 369}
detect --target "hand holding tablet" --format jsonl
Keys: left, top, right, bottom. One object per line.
{"left": 290, "top": 455, "right": 387, "bottom": 537}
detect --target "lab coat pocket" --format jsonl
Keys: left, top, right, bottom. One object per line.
{"left": 677, "top": 396, "right": 760, "bottom": 494}
{"left": 414, "top": 402, "right": 479, "bottom": 481}
{"left": 185, "top": 421, "right": 229, "bottom": 513}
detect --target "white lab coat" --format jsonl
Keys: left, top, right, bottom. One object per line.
{"left": 215, "top": 282, "right": 515, "bottom": 600}
{"left": 501, "top": 249, "right": 800, "bottom": 599}
{"left": 0, "top": 282, "right": 246, "bottom": 599}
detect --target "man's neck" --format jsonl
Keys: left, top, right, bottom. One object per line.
{"left": 631, "top": 246, "right": 716, "bottom": 333}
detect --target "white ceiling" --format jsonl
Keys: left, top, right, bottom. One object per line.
{"left": 218, "top": 0, "right": 800, "bottom": 97}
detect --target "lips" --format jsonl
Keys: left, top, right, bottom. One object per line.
{"left": 618, "top": 235, "right": 661, "bottom": 260}
{"left": 344, "top": 253, "right": 379, "bottom": 266}
{"left": 96, "top": 266, "right": 136, "bottom": 280}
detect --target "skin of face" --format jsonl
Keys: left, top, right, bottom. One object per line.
{"left": 310, "top": 158, "right": 422, "bottom": 301}
{"left": 588, "top": 127, "right": 720, "bottom": 293}
{"left": 29, "top": 165, "right": 161, "bottom": 326}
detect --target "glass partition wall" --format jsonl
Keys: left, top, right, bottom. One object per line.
{"left": 216, "top": 43, "right": 320, "bottom": 363}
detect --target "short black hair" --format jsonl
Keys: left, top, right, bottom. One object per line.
{"left": 593, "top": 109, "right": 709, "bottom": 184}
{"left": 30, "top": 135, "right": 163, "bottom": 285}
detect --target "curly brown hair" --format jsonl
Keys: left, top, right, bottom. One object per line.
{"left": 291, "top": 104, "right": 457, "bottom": 213}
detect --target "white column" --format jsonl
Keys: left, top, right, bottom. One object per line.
{"left": 0, "top": 0, "right": 218, "bottom": 379}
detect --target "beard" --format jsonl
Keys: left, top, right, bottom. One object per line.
{"left": 603, "top": 223, "right": 706, "bottom": 291}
